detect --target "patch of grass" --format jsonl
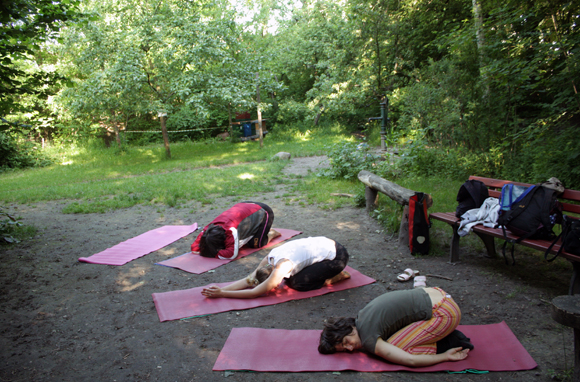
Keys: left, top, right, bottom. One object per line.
{"left": 0, "top": 128, "right": 349, "bottom": 204}
{"left": 2, "top": 161, "right": 287, "bottom": 213}
{"left": 291, "top": 176, "right": 360, "bottom": 210}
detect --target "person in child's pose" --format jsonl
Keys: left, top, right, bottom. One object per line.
{"left": 318, "top": 288, "right": 473, "bottom": 367}
{"left": 191, "top": 201, "right": 280, "bottom": 259}
{"left": 201, "top": 236, "right": 351, "bottom": 298}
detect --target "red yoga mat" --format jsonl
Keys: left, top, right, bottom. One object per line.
{"left": 213, "top": 322, "right": 537, "bottom": 373}
{"left": 155, "top": 228, "right": 302, "bottom": 274}
{"left": 152, "top": 266, "right": 374, "bottom": 322}
{"left": 78, "top": 223, "right": 198, "bottom": 265}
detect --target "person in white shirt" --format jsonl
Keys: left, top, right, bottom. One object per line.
{"left": 201, "top": 237, "right": 350, "bottom": 299}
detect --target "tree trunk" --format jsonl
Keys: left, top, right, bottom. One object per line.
{"left": 314, "top": 104, "right": 324, "bottom": 126}
{"left": 160, "top": 114, "right": 171, "bottom": 159}
{"left": 472, "top": 0, "right": 489, "bottom": 96}
{"left": 227, "top": 103, "right": 233, "bottom": 141}
{"left": 111, "top": 110, "right": 121, "bottom": 149}
{"left": 256, "top": 73, "right": 263, "bottom": 147}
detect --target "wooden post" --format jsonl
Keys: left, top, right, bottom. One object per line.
{"left": 159, "top": 112, "right": 171, "bottom": 159}
{"left": 256, "top": 73, "right": 263, "bottom": 147}
{"left": 399, "top": 205, "right": 409, "bottom": 249}
{"left": 552, "top": 295, "right": 580, "bottom": 381}
{"left": 365, "top": 186, "right": 379, "bottom": 212}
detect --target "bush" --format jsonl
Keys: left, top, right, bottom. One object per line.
{"left": 0, "top": 131, "right": 52, "bottom": 170}
{"left": 318, "top": 141, "right": 382, "bottom": 180}
{"left": 0, "top": 209, "right": 35, "bottom": 244}
{"left": 389, "top": 139, "right": 500, "bottom": 181}
{"left": 276, "top": 99, "right": 311, "bottom": 123}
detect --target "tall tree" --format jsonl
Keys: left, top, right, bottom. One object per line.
{"left": 0, "top": 0, "right": 79, "bottom": 126}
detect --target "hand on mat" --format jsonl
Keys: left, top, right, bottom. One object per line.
{"left": 445, "top": 347, "right": 470, "bottom": 362}
{"left": 202, "top": 286, "right": 224, "bottom": 298}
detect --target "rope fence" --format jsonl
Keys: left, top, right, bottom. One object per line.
{"left": 123, "top": 126, "right": 228, "bottom": 133}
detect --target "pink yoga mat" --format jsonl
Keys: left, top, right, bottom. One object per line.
{"left": 213, "top": 322, "right": 537, "bottom": 372}
{"left": 156, "top": 228, "right": 302, "bottom": 274}
{"left": 152, "top": 266, "right": 374, "bottom": 322}
{"left": 78, "top": 223, "right": 198, "bottom": 265}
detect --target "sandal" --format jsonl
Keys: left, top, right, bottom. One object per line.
{"left": 413, "top": 276, "right": 427, "bottom": 288}
{"left": 397, "top": 268, "right": 419, "bottom": 282}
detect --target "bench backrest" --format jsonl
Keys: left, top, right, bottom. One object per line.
{"left": 469, "top": 176, "right": 580, "bottom": 215}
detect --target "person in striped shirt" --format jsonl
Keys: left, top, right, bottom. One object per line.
{"left": 318, "top": 288, "right": 473, "bottom": 367}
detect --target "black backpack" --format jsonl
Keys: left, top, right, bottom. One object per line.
{"left": 497, "top": 185, "right": 562, "bottom": 264}
{"left": 456, "top": 180, "right": 489, "bottom": 217}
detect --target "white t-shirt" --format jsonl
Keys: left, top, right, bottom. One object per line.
{"left": 267, "top": 237, "right": 336, "bottom": 278}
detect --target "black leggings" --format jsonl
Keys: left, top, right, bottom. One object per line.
{"left": 243, "top": 201, "right": 274, "bottom": 249}
{"left": 285, "top": 242, "right": 349, "bottom": 292}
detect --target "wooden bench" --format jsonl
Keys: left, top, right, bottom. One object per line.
{"left": 430, "top": 176, "right": 580, "bottom": 294}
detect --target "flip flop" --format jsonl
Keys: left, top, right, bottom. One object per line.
{"left": 413, "top": 275, "right": 427, "bottom": 288}
{"left": 397, "top": 268, "right": 419, "bottom": 282}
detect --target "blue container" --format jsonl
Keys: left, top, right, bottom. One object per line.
{"left": 242, "top": 122, "right": 252, "bottom": 137}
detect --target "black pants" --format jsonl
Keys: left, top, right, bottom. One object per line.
{"left": 286, "top": 241, "right": 349, "bottom": 292}
{"left": 242, "top": 201, "right": 274, "bottom": 248}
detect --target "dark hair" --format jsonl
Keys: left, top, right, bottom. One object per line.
{"left": 318, "top": 317, "right": 356, "bottom": 354}
{"left": 199, "top": 224, "right": 226, "bottom": 258}
{"left": 256, "top": 264, "right": 273, "bottom": 284}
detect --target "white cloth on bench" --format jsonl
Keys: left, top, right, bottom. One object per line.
{"left": 458, "top": 197, "right": 500, "bottom": 237}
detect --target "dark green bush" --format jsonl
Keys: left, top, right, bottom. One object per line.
{"left": 318, "top": 141, "right": 381, "bottom": 180}
{"left": 0, "top": 132, "right": 52, "bottom": 170}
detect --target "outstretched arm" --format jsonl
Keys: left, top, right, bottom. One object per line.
{"left": 201, "top": 260, "right": 291, "bottom": 299}
{"left": 373, "top": 339, "right": 469, "bottom": 367}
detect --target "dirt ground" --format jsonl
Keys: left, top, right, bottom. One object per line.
{"left": 0, "top": 156, "right": 575, "bottom": 382}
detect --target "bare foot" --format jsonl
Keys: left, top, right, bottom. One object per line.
{"left": 324, "top": 271, "right": 351, "bottom": 286}
{"left": 267, "top": 229, "right": 282, "bottom": 242}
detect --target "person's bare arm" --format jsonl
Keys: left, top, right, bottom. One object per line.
{"left": 201, "top": 260, "right": 292, "bottom": 299}
{"left": 373, "top": 339, "right": 469, "bottom": 367}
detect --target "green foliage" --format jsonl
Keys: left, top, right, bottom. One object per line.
{"left": 318, "top": 141, "right": 382, "bottom": 180}
{"left": 391, "top": 140, "right": 501, "bottom": 180}
{"left": 0, "top": 0, "right": 80, "bottom": 117}
{"left": 276, "top": 99, "right": 312, "bottom": 124}
{"left": 0, "top": 132, "right": 52, "bottom": 170}
{"left": 0, "top": 208, "right": 35, "bottom": 244}
{"left": 0, "top": 209, "right": 21, "bottom": 243}
{"left": 499, "top": 119, "right": 580, "bottom": 189}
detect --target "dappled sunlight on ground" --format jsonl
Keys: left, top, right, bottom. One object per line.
{"left": 238, "top": 173, "right": 255, "bottom": 180}
{"left": 117, "top": 265, "right": 150, "bottom": 292}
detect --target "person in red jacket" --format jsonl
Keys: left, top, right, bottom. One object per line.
{"left": 191, "top": 201, "right": 280, "bottom": 259}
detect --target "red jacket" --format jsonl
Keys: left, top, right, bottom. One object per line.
{"left": 191, "top": 203, "right": 263, "bottom": 259}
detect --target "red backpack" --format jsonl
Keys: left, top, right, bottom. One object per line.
{"left": 409, "top": 192, "right": 431, "bottom": 255}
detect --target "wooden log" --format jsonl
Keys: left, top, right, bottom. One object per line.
{"left": 357, "top": 170, "right": 433, "bottom": 208}
{"left": 551, "top": 295, "right": 580, "bottom": 381}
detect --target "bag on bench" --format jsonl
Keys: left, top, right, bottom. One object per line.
{"left": 545, "top": 215, "right": 580, "bottom": 261}
{"left": 497, "top": 185, "right": 562, "bottom": 264}
{"left": 456, "top": 179, "right": 489, "bottom": 217}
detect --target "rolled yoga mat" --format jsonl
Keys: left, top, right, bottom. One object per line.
{"left": 213, "top": 322, "right": 537, "bottom": 373}
{"left": 155, "top": 228, "right": 302, "bottom": 274}
{"left": 78, "top": 223, "right": 198, "bottom": 265}
{"left": 152, "top": 266, "right": 374, "bottom": 322}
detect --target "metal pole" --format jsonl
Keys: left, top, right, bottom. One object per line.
{"left": 380, "top": 97, "right": 388, "bottom": 151}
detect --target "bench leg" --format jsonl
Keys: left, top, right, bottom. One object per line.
{"left": 474, "top": 232, "right": 497, "bottom": 258}
{"left": 570, "top": 262, "right": 580, "bottom": 295}
{"left": 365, "top": 186, "right": 378, "bottom": 212}
{"left": 450, "top": 225, "right": 460, "bottom": 263}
